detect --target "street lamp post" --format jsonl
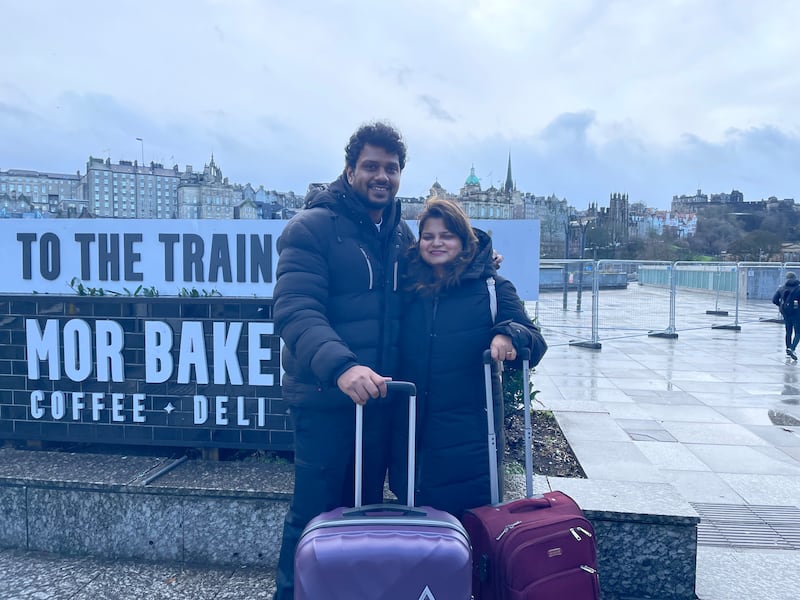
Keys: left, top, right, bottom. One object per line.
{"left": 135, "top": 138, "right": 145, "bottom": 218}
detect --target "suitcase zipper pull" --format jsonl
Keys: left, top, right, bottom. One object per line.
{"left": 576, "top": 526, "right": 593, "bottom": 538}
{"left": 570, "top": 527, "right": 581, "bottom": 541}
{"left": 495, "top": 520, "right": 523, "bottom": 540}
{"left": 580, "top": 565, "right": 597, "bottom": 574}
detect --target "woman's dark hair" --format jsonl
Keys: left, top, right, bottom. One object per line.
{"left": 408, "top": 199, "right": 478, "bottom": 295}
{"left": 345, "top": 121, "right": 407, "bottom": 170}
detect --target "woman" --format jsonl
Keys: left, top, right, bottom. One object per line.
{"left": 390, "top": 199, "right": 547, "bottom": 517}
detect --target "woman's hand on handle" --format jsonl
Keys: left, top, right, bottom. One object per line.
{"left": 490, "top": 334, "right": 515, "bottom": 361}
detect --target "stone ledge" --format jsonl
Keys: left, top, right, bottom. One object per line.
{"left": 0, "top": 448, "right": 699, "bottom": 599}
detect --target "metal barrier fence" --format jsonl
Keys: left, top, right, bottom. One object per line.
{"left": 533, "top": 260, "right": 800, "bottom": 349}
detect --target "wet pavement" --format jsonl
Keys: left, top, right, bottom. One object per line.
{"left": 535, "top": 316, "right": 800, "bottom": 600}
{"left": 2, "top": 301, "right": 799, "bottom": 598}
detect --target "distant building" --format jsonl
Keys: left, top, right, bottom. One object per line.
{"left": 80, "top": 157, "right": 181, "bottom": 219}
{"left": 234, "top": 199, "right": 260, "bottom": 220}
{"left": 589, "top": 193, "right": 630, "bottom": 244}
{"left": 424, "top": 155, "right": 520, "bottom": 220}
{"left": 176, "top": 155, "right": 248, "bottom": 219}
{"left": 74, "top": 155, "right": 264, "bottom": 219}
{"left": 671, "top": 188, "right": 745, "bottom": 212}
{"left": 410, "top": 155, "right": 572, "bottom": 257}
{"left": 0, "top": 168, "right": 81, "bottom": 216}
{"left": 243, "top": 184, "right": 304, "bottom": 219}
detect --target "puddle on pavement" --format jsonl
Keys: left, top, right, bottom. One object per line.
{"left": 768, "top": 409, "right": 800, "bottom": 426}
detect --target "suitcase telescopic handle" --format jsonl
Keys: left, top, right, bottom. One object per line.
{"left": 354, "top": 381, "right": 417, "bottom": 509}
{"left": 483, "top": 347, "right": 533, "bottom": 504}
{"left": 385, "top": 381, "right": 416, "bottom": 396}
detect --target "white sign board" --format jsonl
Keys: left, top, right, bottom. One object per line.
{"left": 469, "top": 218, "right": 541, "bottom": 301}
{"left": 0, "top": 218, "right": 540, "bottom": 299}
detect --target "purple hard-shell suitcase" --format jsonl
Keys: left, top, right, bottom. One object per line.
{"left": 294, "top": 381, "right": 473, "bottom": 600}
{"left": 461, "top": 350, "right": 600, "bottom": 600}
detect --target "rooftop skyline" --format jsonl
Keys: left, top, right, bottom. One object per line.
{"left": 2, "top": 1, "right": 799, "bottom": 210}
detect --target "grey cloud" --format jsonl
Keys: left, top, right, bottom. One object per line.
{"left": 57, "top": 91, "right": 149, "bottom": 136}
{"left": 540, "top": 111, "right": 596, "bottom": 146}
{"left": 381, "top": 65, "right": 413, "bottom": 88}
{"left": 0, "top": 102, "right": 39, "bottom": 124}
{"left": 418, "top": 94, "right": 456, "bottom": 122}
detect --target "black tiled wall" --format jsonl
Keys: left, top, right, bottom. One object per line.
{"left": 0, "top": 295, "right": 290, "bottom": 450}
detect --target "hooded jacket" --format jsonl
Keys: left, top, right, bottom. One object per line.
{"left": 273, "top": 173, "right": 414, "bottom": 409}
{"left": 390, "top": 228, "right": 547, "bottom": 516}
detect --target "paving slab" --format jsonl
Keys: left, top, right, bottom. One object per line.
{"left": 568, "top": 440, "right": 667, "bottom": 483}
{"left": 556, "top": 412, "right": 631, "bottom": 442}
{"left": 695, "top": 547, "right": 800, "bottom": 600}
{"left": 684, "top": 444, "right": 800, "bottom": 475}
{"left": 718, "top": 473, "right": 800, "bottom": 506}
{"left": 633, "top": 440, "right": 712, "bottom": 471}
{"left": 660, "top": 422, "right": 771, "bottom": 446}
{"left": 659, "top": 470, "right": 745, "bottom": 504}
{"left": 0, "top": 548, "right": 276, "bottom": 600}
{"left": 638, "top": 403, "right": 732, "bottom": 424}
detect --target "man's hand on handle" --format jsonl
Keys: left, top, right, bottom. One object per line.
{"left": 337, "top": 366, "right": 391, "bottom": 405}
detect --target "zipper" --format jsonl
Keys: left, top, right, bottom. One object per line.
{"left": 511, "top": 565, "right": 600, "bottom": 597}
{"left": 504, "top": 520, "right": 596, "bottom": 554}
{"left": 417, "top": 295, "right": 439, "bottom": 497}
{"left": 492, "top": 515, "right": 591, "bottom": 549}
{"left": 496, "top": 520, "right": 523, "bottom": 541}
{"left": 571, "top": 526, "right": 593, "bottom": 540}
{"left": 358, "top": 246, "right": 374, "bottom": 290}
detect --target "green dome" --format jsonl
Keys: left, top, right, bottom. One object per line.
{"left": 465, "top": 165, "right": 480, "bottom": 186}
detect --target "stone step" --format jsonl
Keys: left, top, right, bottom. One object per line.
{"left": 0, "top": 447, "right": 699, "bottom": 599}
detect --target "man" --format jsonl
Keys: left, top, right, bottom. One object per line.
{"left": 773, "top": 271, "right": 800, "bottom": 360}
{"left": 272, "top": 122, "right": 414, "bottom": 599}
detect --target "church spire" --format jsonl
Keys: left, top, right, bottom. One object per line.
{"left": 504, "top": 152, "right": 514, "bottom": 194}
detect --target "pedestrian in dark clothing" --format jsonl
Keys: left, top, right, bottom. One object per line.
{"left": 389, "top": 199, "right": 547, "bottom": 518}
{"left": 773, "top": 271, "right": 800, "bottom": 361}
{"left": 272, "top": 122, "right": 414, "bottom": 600}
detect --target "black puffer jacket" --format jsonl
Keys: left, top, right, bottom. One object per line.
{"left": 390, "top": 229, "right": 547, "bottom": 516}
{"left": 274, "top": 174, "right": 414, "bottom": 409}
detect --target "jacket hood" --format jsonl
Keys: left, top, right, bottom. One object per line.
{"left": 304, "top": 173, "right": 402, "bottom": 237}
{"left": 461, "top": 228, "right": 496, "bottom": 281}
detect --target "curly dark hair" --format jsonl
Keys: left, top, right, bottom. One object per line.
{"left": 406, "top": 199, "right": 478, "bottom": 296}
{"left": 344, "top": 121, "right": 407, "bottom": 170}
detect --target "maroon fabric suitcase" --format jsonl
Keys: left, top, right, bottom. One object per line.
{"left": 461, "top": 351, "right": 600, "bottom": 599}
{"left": 294, "top": 381, "right": 472, "bottom": 600}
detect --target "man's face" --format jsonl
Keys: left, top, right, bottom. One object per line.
{"left": 346, "top": 143, "right": 402, "bottom": 213}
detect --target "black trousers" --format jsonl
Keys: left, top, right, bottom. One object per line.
{"left": 785, "top": 317, "right": 800, "bottom": 351}
{"left": 273, "top": 401, "right": 391, "bottom": 600}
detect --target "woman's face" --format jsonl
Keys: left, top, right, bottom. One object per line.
{"left": 419, "top": 217, "right": 463, "bottom": 274}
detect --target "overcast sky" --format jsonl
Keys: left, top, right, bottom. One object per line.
{"left": 2, "top": 0, "right": 798, "bottom": 210}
